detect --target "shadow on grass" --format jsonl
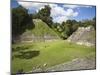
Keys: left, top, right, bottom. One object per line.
{"left": 12, "top": 46, "right": 29, "bottom": 52}
{"left": 14, "top": 50, "right": 40, "bottom": 59}
{"left": 12, "top": 45, "right": 33, "bottom": 52}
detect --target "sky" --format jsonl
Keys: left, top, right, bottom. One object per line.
{"left": 11, "top": 0, "right": 96, "bottom": 23}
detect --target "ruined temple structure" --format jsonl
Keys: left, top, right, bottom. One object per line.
{"left": 67, "top": 26, "right": 96, "bottom": 46}
{"left": 12, "top": 19, "right": 59, "bottom": 43}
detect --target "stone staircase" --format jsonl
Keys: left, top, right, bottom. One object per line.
{"left": 67, "top": 26, "right": 95, "bottom": 46}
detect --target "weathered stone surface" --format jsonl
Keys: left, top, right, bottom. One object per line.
{"left": 12, "top": 19, "right": 59, "bottom": 43}
{"left": 45, "top": 57, "right": 96, "bottom": 72}
{"left": 31, "top": 57, "right": 95, "bottom": 73}
{"left": 67, "top": 26, "right": 96, "bottom": 46}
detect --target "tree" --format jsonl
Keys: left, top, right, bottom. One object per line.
{"left": 12, "top": 6, "right": 34, "bottom": 37}
{"left": 79, "top": 17, "right": 96, "bottom": 29}
{"left": 92, "top": 17, "right": 96, "bottom": 29}
{"left": 57, "top": 19, "right": 79, "bottom": 39}
{"left": 72, "top": 24, "right": 79, "bottom": 32}
{"left": 32, "top": 13, "right": 38, "bottom": 19}
{"left": 37, "top": 5, "right": 53, "bottom": 27}
{"left": 78, "top": 21, "right": 83, "bottom": 27}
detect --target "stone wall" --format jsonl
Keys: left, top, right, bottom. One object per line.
{"left": 12, "top": 31, "right": 59, "bottom": 43}
{"left": 67, "top": 26, "right": 96, "bottom": 46}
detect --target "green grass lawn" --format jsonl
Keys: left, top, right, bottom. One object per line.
{"left": 12, "top": 40, "right": 96, "bottom": 74}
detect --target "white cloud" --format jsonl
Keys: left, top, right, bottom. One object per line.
{"left": 50, "top": 6, "right": 66, "bottom": 17}
{"left": 63, "top": 5, "right": 79, "bottom": 9}
{"left": 66, "top": 9, "right": 75, "bottom": 17}
{"left": 50, "top": 7, "right": 79, "bottom": 23}
{"left": 65, "top": 9, "right": 78, "bottom": 17}
{"left": 63, "top": 4, "right": 92, "bottom": 9}
{"left": 49, "top": 3, "right": 58, "bottom": 8}
{"left": 17, "top": 1, "right": 79, "bottom": 23}
{"left": 53, "top": 16, "right": 68, "bottom": 23}
{"left": 73, "top": 12, "right": 79, "bottom": 17}
{"left": 18, "top": 1, "right": 47, "bottom": 12}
